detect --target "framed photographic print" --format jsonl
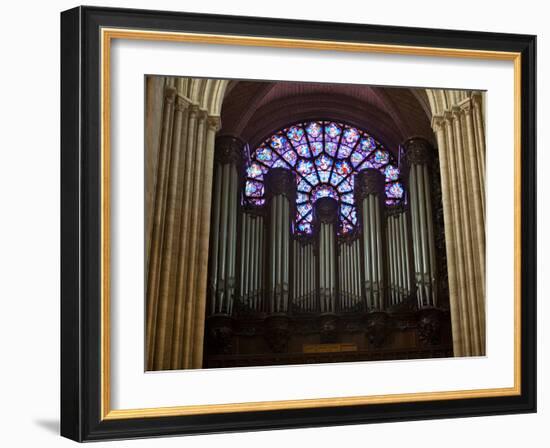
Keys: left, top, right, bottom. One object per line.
{"left": 60, "top": 6, "right": 536, "bottom": 442}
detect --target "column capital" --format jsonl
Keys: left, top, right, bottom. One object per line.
{"left": 174, "top": 95, "right": 191, "bottom": 112}
{"left": 402, "top": 137, "right": 433, "bottom": 166}
{"left": 207, "top": 115, "right": 222, "bottom": 132}
{"left": 355, "top": 169, "right": 385, "bottom": 200}
{"left": 431, "top": 114, "right": 446, "bottom": 132}
{"left": 458, "top": 96, "right": 474, "bottom": 115}
{"left": 214, "top": 135, "right": 245, "bottom": 166}
{"left": 164, "top": 86, "right": 177, "bottom": 104}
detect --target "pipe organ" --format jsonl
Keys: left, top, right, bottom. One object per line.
{"left": 356, "top": 171, "right": 385, "bottom": 310}
{"left": 338, "top": 237, "right": 362, "bottom": 312}
{"left": 387, "top": 210, "right": 412, "bottom": 306}
{"left": 404, "top": 139, "right": 438, "bottom": 308}
{"left": 292, "top": 240, "right": 316, "bottom": 313}
{"left": 207, "top": 137, "right": 442, "bottom": 320}
{"left": 208, "top": 137, "right": 242, "bottom": 315}
{"left": 239, "top": 212, "right": 265, "bottom": 312}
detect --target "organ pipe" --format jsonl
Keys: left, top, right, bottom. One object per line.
{"left": 404, "top": 138, "right": 438, "bottom": 308}
{"left": 208, "top": 136, "right": 243, "bottom": 316}
{"left": 357, "top": 170, "right": 385, "bottom": 311}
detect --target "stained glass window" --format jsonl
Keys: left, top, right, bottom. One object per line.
{"left": 243, "top": 120, "right": 405, "bottom": 235}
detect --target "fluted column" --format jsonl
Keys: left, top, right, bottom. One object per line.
{"left": 431, "top": 92, "right": 486, "bottom": 357}
{"left": 145, "top": 87, "right": 223, "bottom": 370}
{"left": 356, "top": 170, "right": 385, "bottom": 310}
{"left": 266, "top": 169, "right": 294, "bottom": 313}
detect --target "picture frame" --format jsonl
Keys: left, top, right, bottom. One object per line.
{"left": 60, "top": 5, "right": 536, "bottom": 442}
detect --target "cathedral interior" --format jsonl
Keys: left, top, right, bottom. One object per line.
{"left": 144, "top": 77, "right": 487, "bottom": 371}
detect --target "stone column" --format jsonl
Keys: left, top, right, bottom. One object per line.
{"left": 145, "top": 89, "right": 223, "bottom": 370}
{"left": 431, "top": 93, "right": 486, "bottom": 357}
{"left": 356, "top": 170, "right": 385, "bottom": 310}
{"left": 403, "top": 138, "right": 438, "bottom": 309}
{"left": 266, "top": 169, "right": 294, "bottom": 314}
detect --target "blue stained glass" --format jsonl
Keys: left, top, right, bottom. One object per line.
{"left": 374, "top": 150, "right": 390, "bottom": 165}
{"left": 305, "top": 121, "right": 322, "bottom": 138}
{"left": 272, "top": 158, "right": 288, "bottom": 169}
{"left": 315, "top": 154, "right": 332, "bottom": 171}
{"left": 360, "top": 136, "right": 377, "bottom": 151}
{"left": 248, "top": 198, "right": 265, "bottom": 206}
{"left": 337, "top": 145, "right": 353, "bottom": 159}
{"left": 350, "top": 208, "right": 357, "bottom": 224}
{"left": 330, "top": 172, "right": 344, "bottom": 186}
{"left": 386, "top": 182, "right": 404, "bottom": 198}
{"left": 282, "top": 150, "right": 298, "bottom": 166}
{"left": 324, "top": 142, "right": 338, "bottom": 156}
{"left": 319, "top": 171, "right": 330, "bottom": 183}
{"left": 286, "top": 126, "right": 304, "bottom": 142}
{"left": 312, "top": 185, "right": 338, "bottom": 202}
{"left": 297, "top": 203, "right": 312, "bottom": 217}
{"left": 305, "top": 172, "right": 319, "bottom": 186}
{"left": 296, "top": 192, "right": 309, "bottom": 203}
{"left": 335, "top": 160, "right": 352, "bottom": 176}
{"left": 350, "top": 149, "right": 369, "bottom": 167}
{"left": 255, "top": 147, "right": 273, "bottom": 163}
{"left": 245, "top": 180, "right": 264, "bottom": 197}
{"left": 341, "top": 204, "right": 353, "bottom": 217}
{"left": 341, "top": 220, "right": 354, "bottom": 234}
{"left": 247, "top": 162, "right": 265, "bottom": 179}
{"left": 249, "top": 120, "right": 404, "bottom": 235}
{"left": 325, "top": 122, "right": 342, "bottom": 139}
{"left": 337, "top": 178, "right": 353, "bottom": 194}
{"left": 384, "top": 164, "right": 400, "bottom": 181}
{"left": 296, "top": 159, "right": 314, "bottom": 175}
{"left": 341, "top": 192, "right": 354, "bottom": 204}
{"left": 296, "top": 144, "right": 311, "bottom": 158}
{"left": 297, "top": 222, "right": 312, "bottom": 233}
{"left": 298, "top": 178, "right": 313, "bottom": 193}
{"left": 343, "top": 127, "right": 360, "bottom": 145}
{"left": 358, "top": 160, "right": 375, "bottom": 170}
{"left": 270, "top": 134, "right": 287, "bottom": 151}
{"left": 311, "top": 142, "right": 323, "bottom": 156}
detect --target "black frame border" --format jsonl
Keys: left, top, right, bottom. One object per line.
{"left": 60, "top": 6, "right": 536, "bottom": 442}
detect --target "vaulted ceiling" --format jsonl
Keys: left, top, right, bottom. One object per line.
{"left": 218, "top": 80, "right": 435, "bottom": 154}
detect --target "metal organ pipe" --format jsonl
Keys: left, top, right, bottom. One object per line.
{"left": 209, "top": 162, "right": 222, "bottom": 314}
{"left": 403, "top": 138, "right": 438, "bottom": 309}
